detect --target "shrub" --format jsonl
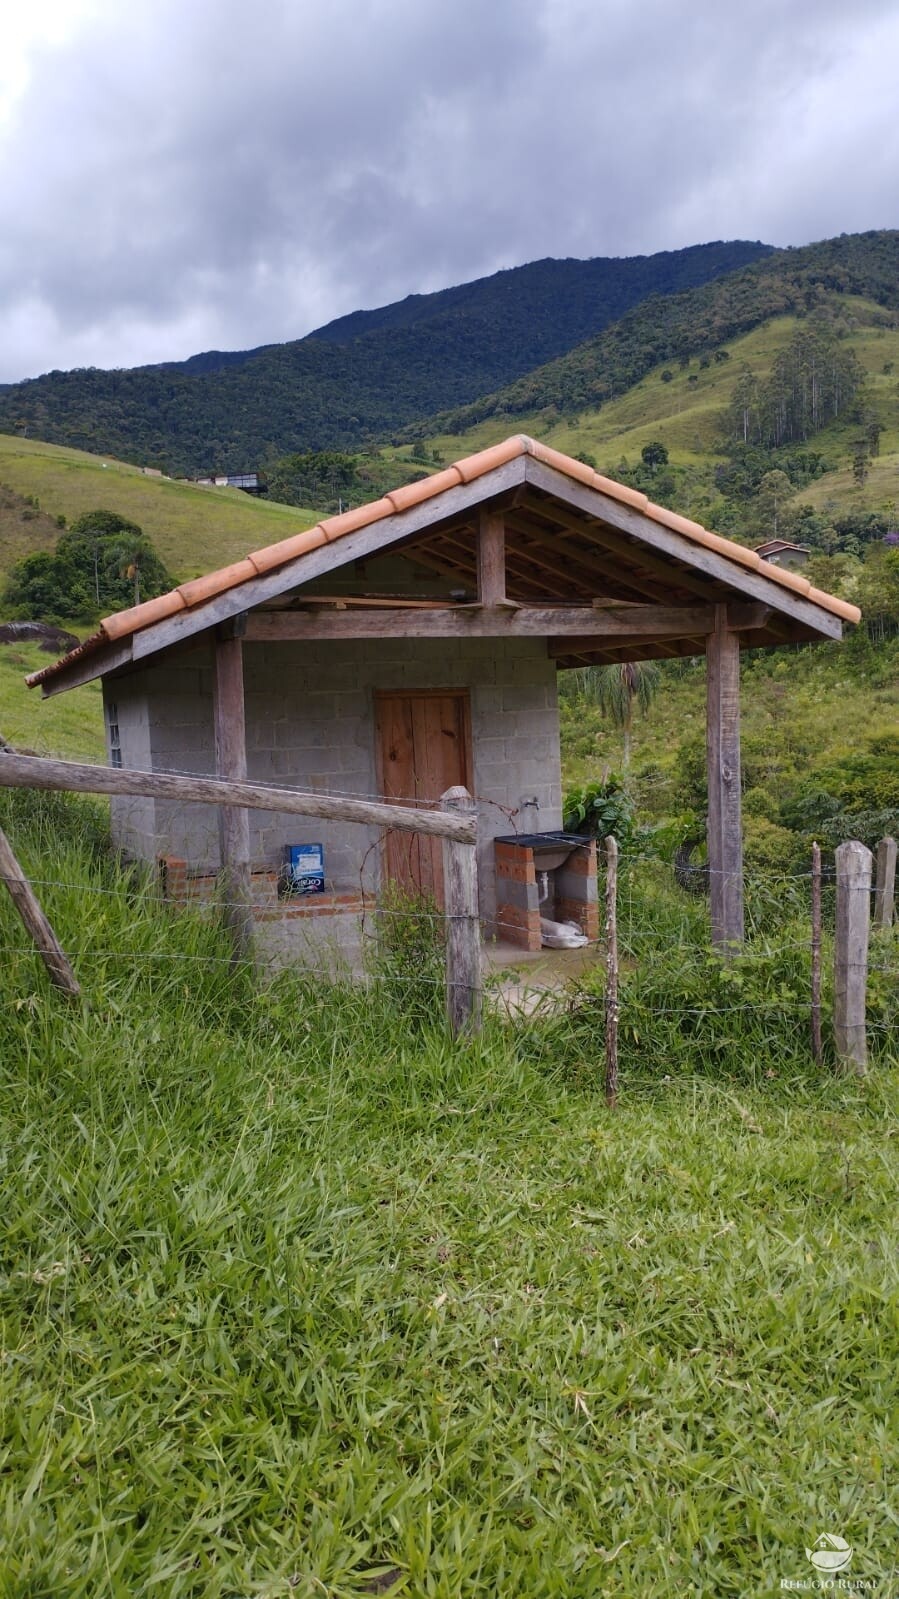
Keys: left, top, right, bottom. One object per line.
{"left": 743, "top": 816, "right": 806, "bottom": 873}
{"left": 563, "top": 777, "right": 634, "bottom": 847}
{"left": 742, "top": 785, "right": 780, "bottom": 821}
{"left": 3, "top": 510, "right": 173, "bottom": 622}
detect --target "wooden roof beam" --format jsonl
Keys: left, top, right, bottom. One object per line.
{"left": 243, "top": 603, "right": 766, "bottom": 644}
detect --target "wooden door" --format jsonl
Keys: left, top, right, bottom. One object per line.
{"left": 376, "top": 691, "right": 471, "bottom": 907}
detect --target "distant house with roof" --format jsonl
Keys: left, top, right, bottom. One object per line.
{"left": 195, "top": 472, "right": 264, "bottom": 494}
{"left": 29, "top": 436, "right": 858, "bottom": 960}
{"left": 754, "top": 538, "right": 811, "bottom": 569}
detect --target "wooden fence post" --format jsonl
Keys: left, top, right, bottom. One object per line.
{"left": 440, "top": 786, "right": 481, "bottom": 1036}
{"left": 706, "top": 606, "right": 744, "bottom": 955}
{"left": 874, "top": 836, "right": 897, "bottom": 929}
{"left": 834, "top": 840, "right": 872, "bottom": 1074}
{"left": 604, "top": 833, "right": 619, "bottom": 1108}
{"left": 810, "top": 840, "right": 822, "bottom": 1067}
{"left": 0, "top": 823, "right": 80, "bottom": 996}
{"left": 213, "top": 626, "right": 254, "bottom": 963}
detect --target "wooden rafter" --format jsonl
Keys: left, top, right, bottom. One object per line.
{"left": 505, "top": 508, "right": 672, "bottom": 604}
{"left": 521, "top": 492, "right": 727, "bottom": 603}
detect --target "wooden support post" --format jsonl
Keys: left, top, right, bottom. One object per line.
{"left": 440, "top": 786, "right": 481, "bottom": 1036}
{"left": 604, "top": 833, "right": 619, "bottom": 1108}
{"left": 0, "top": 823, "right": 80, "bottom": 996}
{"left": 834, "top": 840, "right": 872, "bottom": 1074}
{"left": 477, "top": 509, "right": 506, "bottom": 606}
{"left": 811, "top": 840, "right": 823, "bottom": 1067}
{"left": 706, "top": 605, "right": 744, "bottom": 954}
{"left": 212, "top": 624, "right": 253, "bottom": 962}
{"left": 874, "top": 835, "right": 897, "bottom": 929}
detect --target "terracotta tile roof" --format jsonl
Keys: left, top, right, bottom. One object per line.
{"left": 27, "top": 434, "right": 860, "bottom": 687}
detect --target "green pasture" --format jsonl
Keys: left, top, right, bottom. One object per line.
{"left": 0, "top": 790, "right": 895, "bottom": 1596}
{"left": 0, "top": 640, "right": 106, "bottom": 760}
{"left": 0, "top": 435, "right": 318, "bottom": 585}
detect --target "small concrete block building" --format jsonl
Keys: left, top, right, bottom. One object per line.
{"left": 29, "top": 435, "right": 859, "bottom": 959}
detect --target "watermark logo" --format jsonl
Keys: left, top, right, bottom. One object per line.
{"left": 781, "top": 1529, "right": 879, "bottom": 1592}
{"left": 806, "top": 1535, "right": 853, "bottom": 1574}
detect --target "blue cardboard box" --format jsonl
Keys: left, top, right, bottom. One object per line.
{"left": 283, "top": 844, "right": 325, "bottom": 896}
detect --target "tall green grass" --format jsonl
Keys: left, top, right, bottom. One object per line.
{"left": 0, "top": 796, "right": 896, "bottom": 1596}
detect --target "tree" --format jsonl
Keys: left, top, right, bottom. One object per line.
{"left": 2, "top": 509, "right": 173, "bottom": 621}
{"left": 729, "top": 366, "right": 760, "bottom": 445}
{"left": 754, "top": 470, "right": 793, "bottom": 536}
{"left": 577, "top": 661, "right": 661, "bottom": 770}
{"left": 852, "top": 441, "right": 870, "bottom": 487}
{"left": 866, "top": 418, "right": 882, "bottom": 458}
{"left": 110, "top": 533, "right": 161, "bottom": 605}
{"left": 641, "top": 440, "right": 669, "bottom": 470}
{"left": 728, "top": 325, "right": 864, "bottom": 451}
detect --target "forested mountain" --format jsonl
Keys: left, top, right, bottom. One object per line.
{"left": 421, "top": 231, "right": 899, "bottom": 437}
{"left": 0, "top": 242, "right": 772, "bottom": 473}
{"left": 1, "top": 232, "right": 897, "bottom": 479}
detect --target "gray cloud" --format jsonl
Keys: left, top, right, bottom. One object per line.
{"left": 1, "top": 0, "right": 897, "bottom": 380}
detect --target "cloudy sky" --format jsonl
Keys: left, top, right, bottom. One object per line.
{"left": 1, "top": 0, "right": 897, "bottom": 383}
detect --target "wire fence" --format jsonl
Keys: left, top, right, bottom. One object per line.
{"left": 0, "top": 758, "right": 896, "bottom": 1073}
{"left": 1, "top": 852, "right": 895, "bottom": 972}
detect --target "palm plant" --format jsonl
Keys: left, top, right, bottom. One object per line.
{"left": 109, "top": 534, "right": 159, "bottom": 606}
{"left": 576, "top": 660, "right": 660, "bottom": 770}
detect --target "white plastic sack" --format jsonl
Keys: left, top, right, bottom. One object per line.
{"left": 540, "top": 916, "right": 589, "bottom": 950}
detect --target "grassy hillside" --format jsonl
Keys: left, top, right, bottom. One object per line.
{"left": 422, "top": 297, "right": 899, "bottom": 464}
{"left": 0, "top": 480, "right": 68, "bottom": 574}
{"left": 0, "top": 435, "right": 317, "bottom": 585}
{"left": 0, "top": 640, "right": 105, "bottom": 759}
{"left": 405, "top": 295, "right": 899, "bottom": 536}
{"left": 416, "top": 313, "right": 814, "bottom": 466}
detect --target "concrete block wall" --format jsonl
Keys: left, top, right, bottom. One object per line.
{"left": 105, "top": 633, "right": 563, "bottom": 924}
{"left": 103, "top": 675, "right": 155, "bottom": 859}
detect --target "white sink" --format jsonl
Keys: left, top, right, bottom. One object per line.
{"left": 529, "top": 844, "right": 575, "bottom": 871}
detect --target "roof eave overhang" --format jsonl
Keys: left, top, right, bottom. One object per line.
{"left": 522, "top": 458, "right": 846, "bottom": 643}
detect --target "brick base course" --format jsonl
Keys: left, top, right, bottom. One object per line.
{"left": 158, "top": 856, "right": 364, "bottom": 922}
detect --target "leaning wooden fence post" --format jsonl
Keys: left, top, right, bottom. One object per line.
{"left": 874, "top": 835, "right": 896, "bottom": 929}
{"left": 0, "top": 822, "right": 80, "bottom": 997}
{"left": 810, "top": 840, "right": 823, "bottom": 1067}
{"left": 604, "top": 833, "right": 619, "bottom": 1108}
{"left": 834, "top": 840, "right": 872, "bottom": 1074}
{"left": 440, "top": 786, "right": 481, "bottom": 1037}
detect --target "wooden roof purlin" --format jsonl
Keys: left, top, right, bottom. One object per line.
{"left": 28, "top": 436, "right": 860, "bottom": 697}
